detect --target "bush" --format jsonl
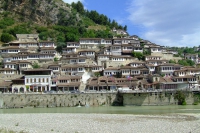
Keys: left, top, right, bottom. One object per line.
{"left": 32, "top": 62, "right": 40, "bottom": 69}
{"left": 132, "top": 52, "right": 145, "bottom": 60}
{"left": 193, "top": 102, "right": 198, "bottom": 105}
{"left": 54, "top": 57, "right": 58, "bottom": 62}
{"left": 0, "top": 33, "right": 13, "bottom": 43}
{"left": 174, "top": 90, "right": 187, "bottom": 105}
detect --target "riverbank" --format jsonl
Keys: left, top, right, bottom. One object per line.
{"left": 0, "top": 91, "right": 197, "bottom": 109}
{"left": 0, "top": 113, "right": 200, "bottom": 133}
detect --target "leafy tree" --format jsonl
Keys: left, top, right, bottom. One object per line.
{"left": 56, "top": 35, "right": 66, "bottom": 42}
{"left": 94, "top": 72, "right": 101, "bottom": 77}
{"left": 54, "top": 57, "right": 58, "bottom": 62}
{"left": 140, "top": 42, "right": 145, "bottom": 48}
{"left": 178, "top": 59, "right": 195, "bottom": 66}
{"left": 169, "top": 59, "right": 176, "bottom": 64}
{"left": 0, "top": 33, "right": 13, "bottom": 43}
{"left": 183, "top": 47, "right": 195, "bottom": 54}
{"left": 0, "top": 17, "right": 15, "bottom": 29}
{"left": 36, "top": 26, "right": 48, "bottom": 33}
{"left": 65, "top": 33, "right": 78, "bottom": 42}
{"left": 39, "top": 32, "right": 48, "bottom": 40}
{"left": 32, "top": 62, "right": 40, "bottom": 69}
{"left": 132, "top": 52, "right": 145, "bottom": 60}
{"left": 160, "top": 74, "right": 165, "bottom": 77}
{"left": 56, "top": 42, "right": 66, "bottom": 53}
{"left": 8, "top": 24, "right": 31, "bottom": 37}
{"left": 143, "top": 49, "right": 151, "bottom": 56}
{"left": 174, "top": 90, "right": 186, "bottom": 105}
{"left": 56, "top": 45, "right": 63, "bottom": 53}
{"left": 187, "top": 59, "right": 195, "bottom": 66}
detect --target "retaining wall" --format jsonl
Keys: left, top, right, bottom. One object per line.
{"left": 0, "top": 93, "right": 118, "bottom": 108}
{"left": 0, "top": 92, "right": 196, "bottom": 108}
{"left": 123, "top": 92, "right": 194, "bottom": 106}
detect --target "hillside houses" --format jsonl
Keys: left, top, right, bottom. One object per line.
{"left": 0, "top": 34, "right": 200, "bottom": 93}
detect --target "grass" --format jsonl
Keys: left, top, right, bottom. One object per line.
{"left": 87, "top": 25, "right": 107, "bottom": 31}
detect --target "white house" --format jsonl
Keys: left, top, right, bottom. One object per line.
{"left": 103, "top": 67, "right": 121, "bottom": 76}
{"left": 24, "top": 69, "right": 53, "bottom": 92}
{"left": 185, "top": 54, "right": 198, "bottom": 64}
{"left": 0, "top": 46, "right": 27, "bottom": 54}
{"left": 39, "top": 41, "right": 55, "bottom": 48}
{"left": 110, "top": 45, "right": 122, "bottom": 55}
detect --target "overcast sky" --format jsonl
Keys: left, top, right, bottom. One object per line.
{"left": 63, "top": 0, "right": 200, "bottom": 47}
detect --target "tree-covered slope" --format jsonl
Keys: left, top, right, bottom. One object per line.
{"left": 0, "top": 0, "right": 127, "bottom": 45}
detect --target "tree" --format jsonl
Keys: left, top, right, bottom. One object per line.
{"left": 56, "top": 45, "right": 63, "bottom": 53}
{"left": 54, "top": 57, "right": 58, "bottom": 62}
{"left": 0, "top": 33, "right": 13, "bottom": 43}
{"left": 36, "top": 26, "right": 48, "bottom": 33}
{"left": 132, "top": 52, "right": 145, "bottom": 60}
{"left": 65, "top": 33, "right": 78, "bottom": 42}
{"left": 174, "top": 90, "right": 186, "bottom": 105}
{"left": 56, "top": 42, "right": 66, "bottom": 53}
{"left": 32, "top": 62, "right": 40, "bottom": 69}
{"left": 178, "top": 59, "right": 195, "bottom": 66}
{"left": 39, "top": 32, "right": 48, "bottom": 40}
{"left": 123, "top": 25, "right": 127, "bottom": 31}
{"left": 169, "top": 59, "right": 176, "bottom": 64}
{"left": 57, "top": 35, "right": 65, "bottom": 42}
{"left": 94, "top": 72, "right": 100, "bottom": 77}
{"left": 76, "top": 1, "right": 85, "bottom": 15}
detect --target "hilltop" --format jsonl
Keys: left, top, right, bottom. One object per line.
{"left": 0, "top": 0, "right": 127, "bottom": 45}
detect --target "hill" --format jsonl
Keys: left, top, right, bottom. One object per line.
{"left": 0, "top": 0, "right": 127, "bottom": 45}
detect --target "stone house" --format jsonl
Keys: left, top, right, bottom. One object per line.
{"left": 155, "top": 63, "right": 182, "bottom": 77}
{"left": 56, "top": 75, "right": 82, "bottom": 91}
{"left": 184, "top": 53, "right": 198, "bottom": 64}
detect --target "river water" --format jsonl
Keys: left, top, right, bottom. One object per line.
{"left": 0, "top": 105, "right": 200, "bottom": 114}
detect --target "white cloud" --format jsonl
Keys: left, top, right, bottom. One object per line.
{"left": 63, "top": 0, "right": 84, "bottom": 4}
{"left": 127, "top": 0, "right": 200, "bottom": 47}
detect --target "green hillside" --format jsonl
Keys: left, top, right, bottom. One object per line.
{"left": 0, "top": 0, "right": 127, "bottom": 46}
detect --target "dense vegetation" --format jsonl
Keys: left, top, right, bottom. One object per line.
{"left": 174, "top": 90, "right": 187, "bottom": 105}
{"left": 0, "top": 1, "right": 126, "bottom": 47}
{"left": 131, "top": 50, "right": 151, "bottom": 61}
{"left": 170, "top": 46, "right": 200, "bottom": 57}
{"left": 71, "top": 1, "right": 127, "bottom": 31}
{"left": 169, "top": 59, "right": 195, "bottom": 66}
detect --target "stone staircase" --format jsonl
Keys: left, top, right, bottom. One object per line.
{"left": 79, "top": 81, "right": 86, "bottom": 91}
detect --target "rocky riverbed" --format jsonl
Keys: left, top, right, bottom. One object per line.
{"left": 0, "top": 113, "right": 200, "bottom": 133}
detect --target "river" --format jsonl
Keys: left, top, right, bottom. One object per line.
{"left": 1, "top": 105, "right": 200, "bottom": 114}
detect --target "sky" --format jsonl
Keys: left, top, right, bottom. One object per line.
{"left": 63, "top": 0, "right": 200, "bottom": 47}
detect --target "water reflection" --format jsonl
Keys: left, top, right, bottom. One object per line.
{"left": 0, "top": 105, "right": 200, "bottom": 115}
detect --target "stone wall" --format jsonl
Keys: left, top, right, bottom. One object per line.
{"left": 0, "top": 93, "right": 118, "bottom": 108}
{"left": 0, "top": 92, "right": 196, "bottom": 108}
{"left": 151, "top": 52, "right": 182, "bottom": 61}
{"left": 123, "top": 92, "right": 194, "bottom": 106}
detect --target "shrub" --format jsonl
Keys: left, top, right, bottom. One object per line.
{"left": 174, "top": 90, "right": 187, "bottom": 105}
{"left": 0, "top": 33, "right": 13, "bottom": 43}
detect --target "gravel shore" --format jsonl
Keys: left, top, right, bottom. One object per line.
{"left": 0, "top": 113, "right": 200, "bottom": 133}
